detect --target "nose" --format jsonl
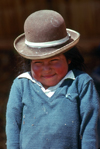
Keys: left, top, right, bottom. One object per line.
{"left": 43, "top": 63, "right": 51, "bottom": 72}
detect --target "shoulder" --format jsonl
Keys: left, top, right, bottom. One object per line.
{"left": 71, "top": 70, "right": 99, "bottom": 100}
{"left": 72, "top": 69, "right": 95, "bottom": 93}
{"left": 14, "top": 72, "right": 31, "bottom": 82}
{"left": 12, "top": 72, "right": 32, "bottom": 89}
{"left": 72, "top": 69, "right": 93, "bottom": 83}
{"left": 17, "top": 72, "right": 31, "bottom": 79}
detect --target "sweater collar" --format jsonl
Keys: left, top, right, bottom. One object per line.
{"left": 17, "top": 70, "right": 75, "bottom": 90}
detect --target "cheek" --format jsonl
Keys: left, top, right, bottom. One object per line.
{"left": 54, "top": 63, "right": 68, "bottom": 76}
{"left": 31, "top": 65, "right": 41, "bottom": 79}
{"left": 59, "top": 65, "right": 68, "bottom": 75}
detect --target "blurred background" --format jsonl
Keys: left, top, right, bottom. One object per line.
{"left": 0, "top": 0, "right": 100, "bottom": 148}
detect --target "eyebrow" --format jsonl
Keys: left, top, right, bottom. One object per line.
{"left": 32, "top": 54, "right": 61, "bottom": 62}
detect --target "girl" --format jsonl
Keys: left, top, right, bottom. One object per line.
{"left": 6, "top": 10, "right": 100, "bottom": 149}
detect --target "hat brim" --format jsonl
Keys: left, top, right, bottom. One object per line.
{"left": 14, "top": 29, "right": 80, "bottom": 59}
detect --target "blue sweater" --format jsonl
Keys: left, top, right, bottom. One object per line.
{"left": 6, "top": 69, "right": 100, "bottom": 149}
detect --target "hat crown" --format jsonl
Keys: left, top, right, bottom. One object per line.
{"left": 14, "top": 10, "right": 80, "bottom": 60}
{"left": 24, "top": 10, "right": 67, "bottom": 42}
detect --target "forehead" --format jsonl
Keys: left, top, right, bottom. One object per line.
{"left": 32, "top": 53, "right": 65, "bottom": 62}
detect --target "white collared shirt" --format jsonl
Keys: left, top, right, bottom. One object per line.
{"left": 18, "top": 70, "right": 75, "bottom": 97}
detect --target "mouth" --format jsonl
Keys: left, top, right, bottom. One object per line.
{"left": 42, "top": 74, "right": 56, "bottom": 78}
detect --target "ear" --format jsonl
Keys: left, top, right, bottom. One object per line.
{"left": 67, "top": 59, "right": 71, "bottom": 64}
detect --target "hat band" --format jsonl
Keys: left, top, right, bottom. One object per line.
{"left": 25, "top": 34, "right": 70, "bottom": 48}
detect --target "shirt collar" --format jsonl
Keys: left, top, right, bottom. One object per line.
{"left": 17, "top": 70, "right": 75, "bottom": 91}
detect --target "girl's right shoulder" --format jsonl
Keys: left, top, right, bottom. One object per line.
{"left": 17, "top": 72, "right": 30, "bottom": 79}
{"left": 12, "top": 72, "right": 30, "bottom": 86}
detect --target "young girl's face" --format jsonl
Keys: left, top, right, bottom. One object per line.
{"left": 31, "top": 54, "right": 71, "bottom": 89}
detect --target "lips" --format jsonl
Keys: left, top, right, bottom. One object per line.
{"left": 42, "top": 74, "right": 56, "bottom": 78}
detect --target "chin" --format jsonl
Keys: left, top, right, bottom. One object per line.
{"left": 43, "top": 82, "right": 58, "bottom": 89}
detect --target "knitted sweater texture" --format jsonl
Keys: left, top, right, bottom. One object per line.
{"left": 6, "top": 69, "right": 100, "bottom": 149}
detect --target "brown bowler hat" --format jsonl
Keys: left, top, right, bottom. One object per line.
{"left": 14, "top": 10, "right": 80, "bottom": 60}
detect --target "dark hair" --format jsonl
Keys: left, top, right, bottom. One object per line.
{"left": 64, "top": 46, "right": 85, "bottom": 71}
{"left": 14, "top": 55, "right": 31, "bottom": 76}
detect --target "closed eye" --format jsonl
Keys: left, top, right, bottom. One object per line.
{"left": 34, "top": 61, "right": 42, "bottom": 64}
{"left": 33, "top": 61, "right": 43, "bottom": 66}
{"left": 51, "top": 59, "right": 59, "bottom": 62}
{"left": 50, "top": 59, "right": 59, "bottom": 63}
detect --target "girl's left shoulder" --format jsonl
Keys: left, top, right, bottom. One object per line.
{"left": 72, "top": 69, "right": 93, "bottom": 83}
